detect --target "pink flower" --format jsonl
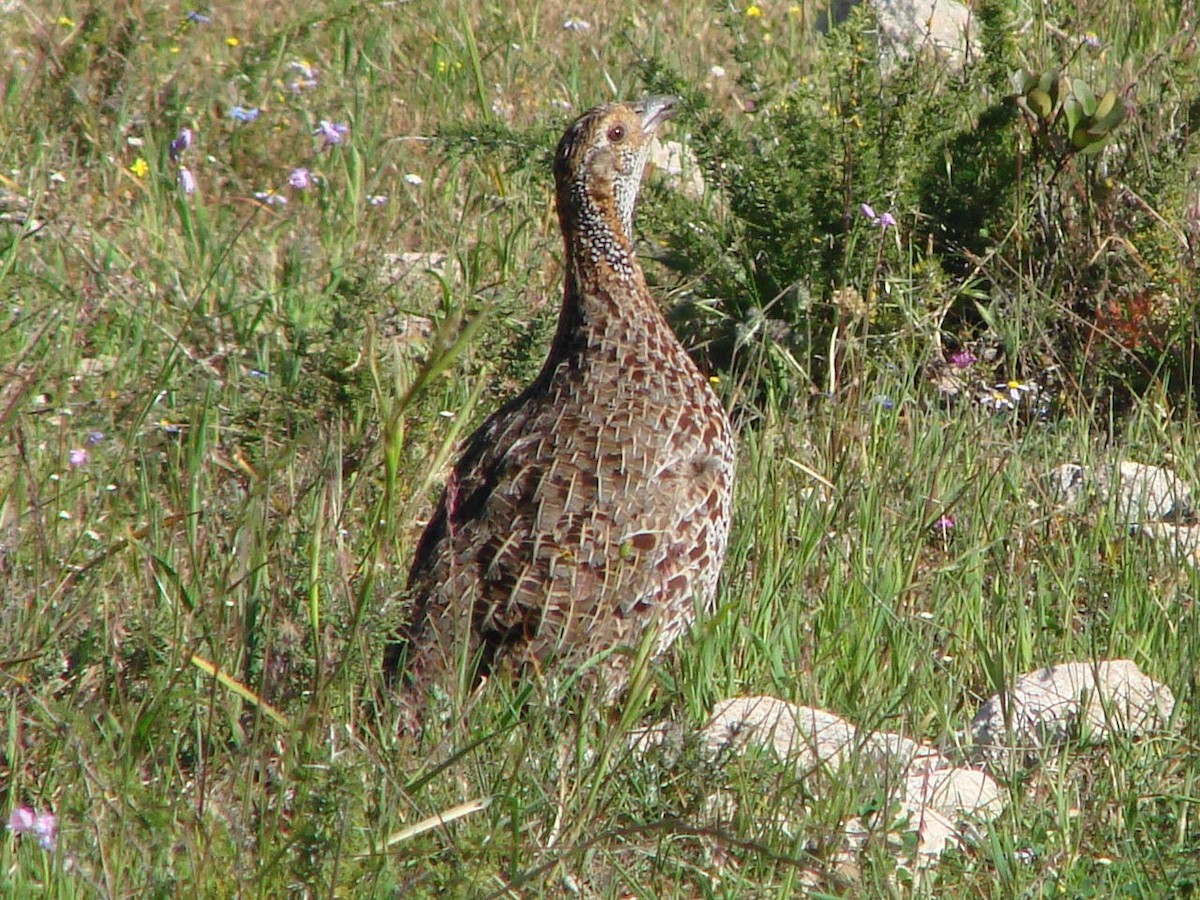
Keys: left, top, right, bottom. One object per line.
{"left": 8, "top": 806, "right": 56, "bottom": 851}
{"left": 169, "top": 127, "right": 193, "bottom": 162}
{"left": 287, "top": 167, "right": 310, "bottom": 190}
{"left": 860, "top": 203, "right": 897, "bottom": 229}
{"left": 314, "top": 120, "right": 349, "bottom": 149}
{"left": 933, "top": 514, "right": 956, "bottom": 534}
{"left": 68, "top": 447, "right": 89, "bottom": 467}
{"left": 947, "top": 348, "right": 977, "bottom": 368}
{"left": 178, "top": 166, "right": 196, "bottom": 194}
{"left": 33, "top": 812, "right": 56, "bottom": 851}
{"left": 8, "top": 806, "right": 34, "bottom": 833}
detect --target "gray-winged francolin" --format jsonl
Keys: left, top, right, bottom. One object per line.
{"left": 383, "top": 96, "right": 735, "bottom": 728}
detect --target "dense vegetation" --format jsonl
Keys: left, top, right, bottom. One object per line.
{"left": 1, "top": 0, "right": 1197, "bottom": 895}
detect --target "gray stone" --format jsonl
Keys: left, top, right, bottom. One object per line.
{"left": 872, "top": 0, "right": 976, "bottom": 68}
{"left": 647, "top": 139, "right": 708, "bottom": 203}
{"left": 700, "top": 696, "right": 1004, "bottom": 875}
{"left": 1138, "top": 522, "right": 1200, "bottom": 569}
{"left": 969, "top": 659, "right": 1176, "bottom": 767}
{"left": 1044, "top": 461, "right": 1192, "bottom": 524}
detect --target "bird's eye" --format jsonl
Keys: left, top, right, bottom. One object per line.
{"left": 607, "top": 124, "right": 626, "bottom": 143}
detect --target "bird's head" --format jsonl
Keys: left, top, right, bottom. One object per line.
{"left": 554, "top": 96, "right": 678, "bottom": 250}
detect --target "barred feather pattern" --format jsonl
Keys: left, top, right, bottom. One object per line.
{"left": 382, "top": 97, "right": 735, "bottom": 729}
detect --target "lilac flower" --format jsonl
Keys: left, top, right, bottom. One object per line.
{"left": 169, "top": 127, "right": 193, "bottom": 162}
{"left": 314, "top": 119, "right": 349, "bottom": 149}
{"left": 8, "top": 807, "right": 34, "bottom": 833}
{"left": 86, "top": 430, "right": 105, "bottom": 445}
{"left": 229, "top": 106, "right": 260, "bottom": 124}
{"left": 8, "top": 806, "right": 56, "bottom": 852}
{"left": 68, "top": 448, "right": 89, "bottom": 467}
{"left": 860, "top": 203, "right": 896, "bottom": 229}
{"left": 178, "top": 165, "right": 196, "bottom": 195}
{"left": 287, "top": 167, "right": 310, "bottom": 190}
{"left": 33, "top": 812, "right": 55, "bottom": 851}
{"left": 947, "top": 348, "right": 977, "bottom": 369}
{"left": 933, "top": 514, "right": 956, "bottom": 534}
{"left": 186, "top": 11, "right": 211, "bottom": 25}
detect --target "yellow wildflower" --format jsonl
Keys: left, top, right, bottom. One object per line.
{"left": 57, "top": 15, "right": 75, "bottom": 27}
{"left": 225, "top": 36, "right": 240, "bottom": 47}
{"left": 745, "top": 4, "right": 762, "bottom": 17}
{"left": 129, "top": 158, "right": 149, "bottom": 179}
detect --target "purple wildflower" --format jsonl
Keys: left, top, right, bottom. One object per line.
{"left": 8, "top": 807, "right": 34, "bottom": 833}
{"left": 68, "top": 448, "right": 89, "bottom": 467}
{"left": 178, "top": 166, "right": 196, "bottom": 195}
{"left": 287, "top": 167, "right": 310, "bottom": 190}
{"left": 169, "top": 127, "right": 193, "bottom": 162}
{"left": 947, "top": 348, "right": 977, "bottom": 369}
{"left": 933, "top": 514, "right": 956, "bottom": 534}
{"left": 229, "top": 106, "right": 260, "bottom": 124}
{"left": 186, "top": 11, "right": 211, "bottom": 24}
{"left": 314, "top": 119, "right": 349, "bottom": 149}
{"left": 86, "top": 430, "right": 105, "bottom": 445}
{"left": 860, "top": 203, "right": 897, "bottom": 229}
{"left": 8, "top": 806, "right": 56, "bottom": 852}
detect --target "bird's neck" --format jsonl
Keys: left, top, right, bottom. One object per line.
{"left": 559, "top": 179, "right": 640, "bottom": 289}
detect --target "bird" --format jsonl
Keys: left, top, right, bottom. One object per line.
{"left": 382, "top": 96, "right": 735, "bottom": 728}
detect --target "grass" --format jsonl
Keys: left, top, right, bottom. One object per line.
{"left": 1, "top": 0, "right": 1199, "bottom": 895}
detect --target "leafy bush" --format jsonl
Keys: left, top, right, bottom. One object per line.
{"left": 633, "top": 0, "right": 1199, "bottom": 410}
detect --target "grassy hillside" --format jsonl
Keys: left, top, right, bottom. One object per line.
{"left": 1, "top": 0, "right": 1198, "bottom": 895}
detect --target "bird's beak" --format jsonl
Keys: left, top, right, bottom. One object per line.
{"left": 636, "top": 95, "right": 679, "bottom": 135}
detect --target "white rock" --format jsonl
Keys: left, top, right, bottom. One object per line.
{"left": 702, "top": 696, "right": 859, "bottom": 769}
{"left": 903, "top": 766, "right": 1004, "bottom": 819}
{"left": 1138, "top": 522, "right": 1200, "bottom": 569}
{"left": 647, "top": 138, "right": 708, "bottom": 203}
{"left": 1044, "top": 461, "right": 1192, "bottom": 524}
{"left": 1044, "top": 463, "right": 1088, "bottom": 506}
{"left": 1102, "top": 462, "right": 1191, "bottom": 523}
{"left": 969, "top": 659, "right": 1176, "bottom": 767}
{"left": 872, "top": 0, "right": 976, "bottom": 68}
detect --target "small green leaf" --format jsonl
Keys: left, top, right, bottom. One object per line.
{"left": 1011, "top": 69, "right": 1038, "bottom": 94}
{"left": 1028, "top": 88, "right": 1053, "bottom": 119}
{"left": 1063, "top": 97, "right": 1084, "bottom": 135}
{"left": 1052, "top": 75, "right": 1071, "bottom": 107}
{"left": 1073, "top": 78, "right": 1097, "bottom": 116}
{"left": 1095, "top": 89, "right": 1118, "bottom": 120}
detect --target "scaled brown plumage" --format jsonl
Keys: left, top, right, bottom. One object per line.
{"left": 382, "top": 96, "right": 735, "bottom": 726}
